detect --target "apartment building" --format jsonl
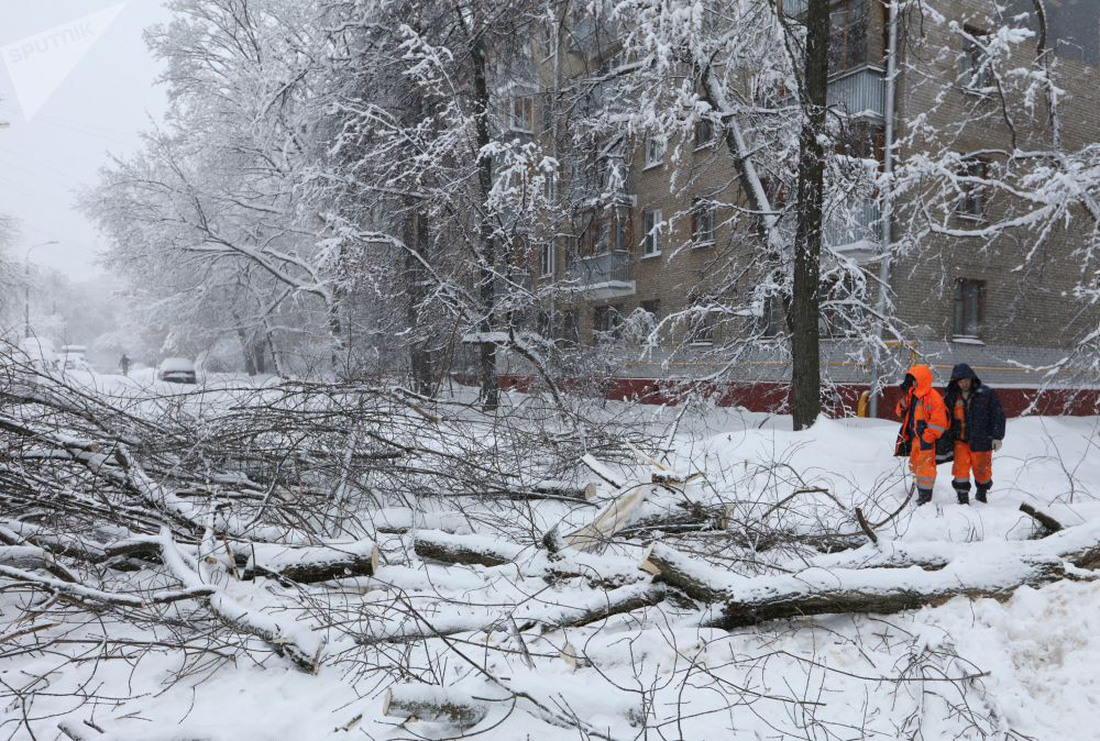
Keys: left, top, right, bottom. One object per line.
{"left": 508, "top": 0, "right": 1100, "bottom": 414}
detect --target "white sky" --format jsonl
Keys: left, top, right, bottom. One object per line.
{"left": 0, "top": 0, "right": 171, "bottom": 280}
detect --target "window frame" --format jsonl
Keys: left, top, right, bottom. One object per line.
{"left": 644, "top": 136, "right": 666, "bottom": 169}
{"left": 955, "top": 156, "right": 990, "bottom": 220}
{"left": 510, "top": 95, "right": 535, "bottom": 133}
{"left": 686, "top": 300, "right": 716, "bottom": 346}
{"left": 540, "top": 240, "right": 555, "bottom": 278}
{"left": 691, "top": 198, "right": 717, "bottom": 246}
{"left": 642, "top": 208, "right": 663, "bottom": 257}
{"left": 694, "top": 119, "right": 714, "bottom": 150}
{"left": 952, "top": 278, "right": 985, "bottom": 339}
{"left": 828, "top": 0, "right": 869, "bottom": 75}
{"left": 592, "top": 304, "right": 624, "bottom": 344}
{"left": 962, "top": 25, "right": 992, "bottom": 91}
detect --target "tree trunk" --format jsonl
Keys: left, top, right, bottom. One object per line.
{"left": 252, "top": 335, "right": 266, "bottom": 374}
{"left": 405, "top": 195, "right": 434, "bottom": 395}
{"left": 789, "top": 0, "right": 830, "bottom": 431}
{"left": 413, "top": 530, "right": 525, "bottom": 567}
{"left": 468, "top": 20, "right": 499, "bottom": 411}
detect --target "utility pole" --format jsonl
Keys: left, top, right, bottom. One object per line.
{"left": 23, "top": 240, "right": 58, "bottom": 338}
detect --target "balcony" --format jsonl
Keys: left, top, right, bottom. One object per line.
{"left": 824, "top": 199, "right": 881, "bottom": 262}
{"left": 568, "top": 251, "right": 635, "bottom": 299}
{"left": 827, "top": 65, "right": 885, "bottom": 120}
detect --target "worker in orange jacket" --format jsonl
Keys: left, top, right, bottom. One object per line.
{"left": 894, "top": 365, "right": 950, "bottom": 506}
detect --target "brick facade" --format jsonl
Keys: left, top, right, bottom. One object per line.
{"left": 526, "top": 0, "right": 1100, "bottom": 393}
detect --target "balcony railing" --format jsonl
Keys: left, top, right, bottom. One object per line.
{"left": 827, "top": 65, "right": 885, "bottom": 119}
{"left": 824, "top": 199, "right": 881, "bottom": 254}
{"left": 568, "top": 251, "right": 635, "bottom": 298}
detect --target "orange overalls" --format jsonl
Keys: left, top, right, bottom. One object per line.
{"left": 951, "top": 394, "right": 992, "bottom": 497}
{"left": 895, "top": 365, "right": 949, "bottom": 502}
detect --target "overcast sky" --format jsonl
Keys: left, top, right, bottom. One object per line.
{"left": 0, "top": 1, "right": 171, "bottom": 281}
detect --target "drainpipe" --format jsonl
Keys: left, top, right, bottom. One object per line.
{"left": 868, "top": 0, "right": 899, "bottom": 418}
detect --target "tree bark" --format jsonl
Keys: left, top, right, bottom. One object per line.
{"left": 711, "top": 559, "right": 1067, "bottom": 630}
{"left": 789, "top": 0, "right": 830, "bottom": 431}
{"left": 414, "top": 530, "right": 525, "bottom": 567}
{"left": 383, "top": 684, "right": 488, "bottom": 727}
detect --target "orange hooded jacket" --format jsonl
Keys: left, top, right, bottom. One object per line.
{"left": 895, "top": 364, "right": 949, "bottom": 452}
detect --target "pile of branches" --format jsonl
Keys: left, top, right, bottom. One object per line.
{"left": 2, "top": 346, "right": 1097, "bottom": 739}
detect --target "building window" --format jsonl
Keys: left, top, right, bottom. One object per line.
{"left": 510, "top": 95, "right": 534, "bottom": 133}
{"left": 819, "top": 275, "right": 861, "bottom": 338}
{"left": 962, "top": 26, "right": 991, "bottom": 89}
{"left": 639, "top": 300, "right": 660, "bottom": 345}
{"left": 644, "top": 136, "right": 665, "bottom": 168}
{"left": 837, "top": 120, "right": 884, "bottom": 161}
{"left": 687, "top": 301, "right": 716, "bottom": 345}
{"left": 615, "top": 209, "right": 629, "bottom": 252}
{"left": 691, "top": 199, "right": 716, "bottom": 246}
{"left": 956, "top": 157, "right": 989, "bottom": 219}
{"left": 953, "top": 278, "right": 984, "bottom": 338}
{"left": 593, "top": 304, "right": 623, "bottom": 344}
{"left": 586, "top": 207, "right": 631, "bottom": 254}
{"left": 557, "top": 310, "right": 579, "bottom": 346}
{"left": 828, "top": 0, "right": 868, "bottom": 75}
{"left": 642, "top": 209, "right": 663, "bottom": 256}
{"left": 540, "top": 240, "right": 555, "bottom": 277}
{"left": 595, "top": 221, "right": 611, "bottom": 253}
{"left": 694, "top": 119, "right": 714, "bottom": 149}
{"left": 758, "top": 295, "right": 783, "bottom": 338}
{"left": 542, "top": 172, "right": 558, "bottom": 202}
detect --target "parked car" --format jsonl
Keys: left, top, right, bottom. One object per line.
{"left": 17, "top": 338, "right": 58, "bottom": 373}
{"left": 59, "top": 353, "right": 93, "bottom": 373}
{"left": 158, "top": 357, "right": 197, "bottom": 384}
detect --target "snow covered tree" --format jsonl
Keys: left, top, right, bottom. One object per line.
{"left": 577, "top": 0, "right": 902, "bottom": 423}
{"left": 888, "top": 0, "right": 1100, "bottom": 399}
{"left": 84, "top": 0, "right": 344, "bottom": 374}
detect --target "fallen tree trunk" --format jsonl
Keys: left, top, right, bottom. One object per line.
{"left": 236, "top": 539, "right": 380, "bottom": 583}
{"left": 642, "top": 542, "right": 741, "bottom": 604}
{"left": 383, "top": 683, "right": 489, "bottom": 727}
{"left": 413, "top": 530, "right": 525, "bottom": 567}
{"left": 644, "top": 523, "right": 1100, "bottom": 629}
{"left": 486, "top": 481, "right": 597, "bottom": 504}
{"left": 100, "top": 535, "right": 381, "bottom": 584}
{"left": 710, "top": 558, "right": 1068, "bottom": 630}
{"left": 522, "top": 582, "right": 665, "bottom": 631}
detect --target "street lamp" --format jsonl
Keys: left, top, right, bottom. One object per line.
{"left": 24, "top": 240, "right": 59, "bottom": 339}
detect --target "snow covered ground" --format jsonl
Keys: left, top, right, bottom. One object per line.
{"left": 3, "top": 380, "right": 1100, "bottom": 740}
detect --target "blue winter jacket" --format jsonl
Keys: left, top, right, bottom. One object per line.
{"left": 943, "top": 363, "right": 1006, "bottom": 453}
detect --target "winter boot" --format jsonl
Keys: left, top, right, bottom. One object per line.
{"left": 953, "top": 479, "right": 971, "bottom": 505}
{"left": 975, "top": 482, "right": 991, "bottom": 503}
{"left": 916, "top": 488, "right": 933, "bottom": 506}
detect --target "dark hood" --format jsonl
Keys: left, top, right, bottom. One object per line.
{"left": 948, "top": 363, "right": 981, "bottom": 391}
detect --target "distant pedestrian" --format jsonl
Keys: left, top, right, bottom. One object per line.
{"left": 894, "top": 364, "right": 949, "bottom": 506}
{"left": 944, "top": 363, "right": 1005, "bottom": 504}
{"left": 119, "top": 354, "right": 131, "bottom": 377}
